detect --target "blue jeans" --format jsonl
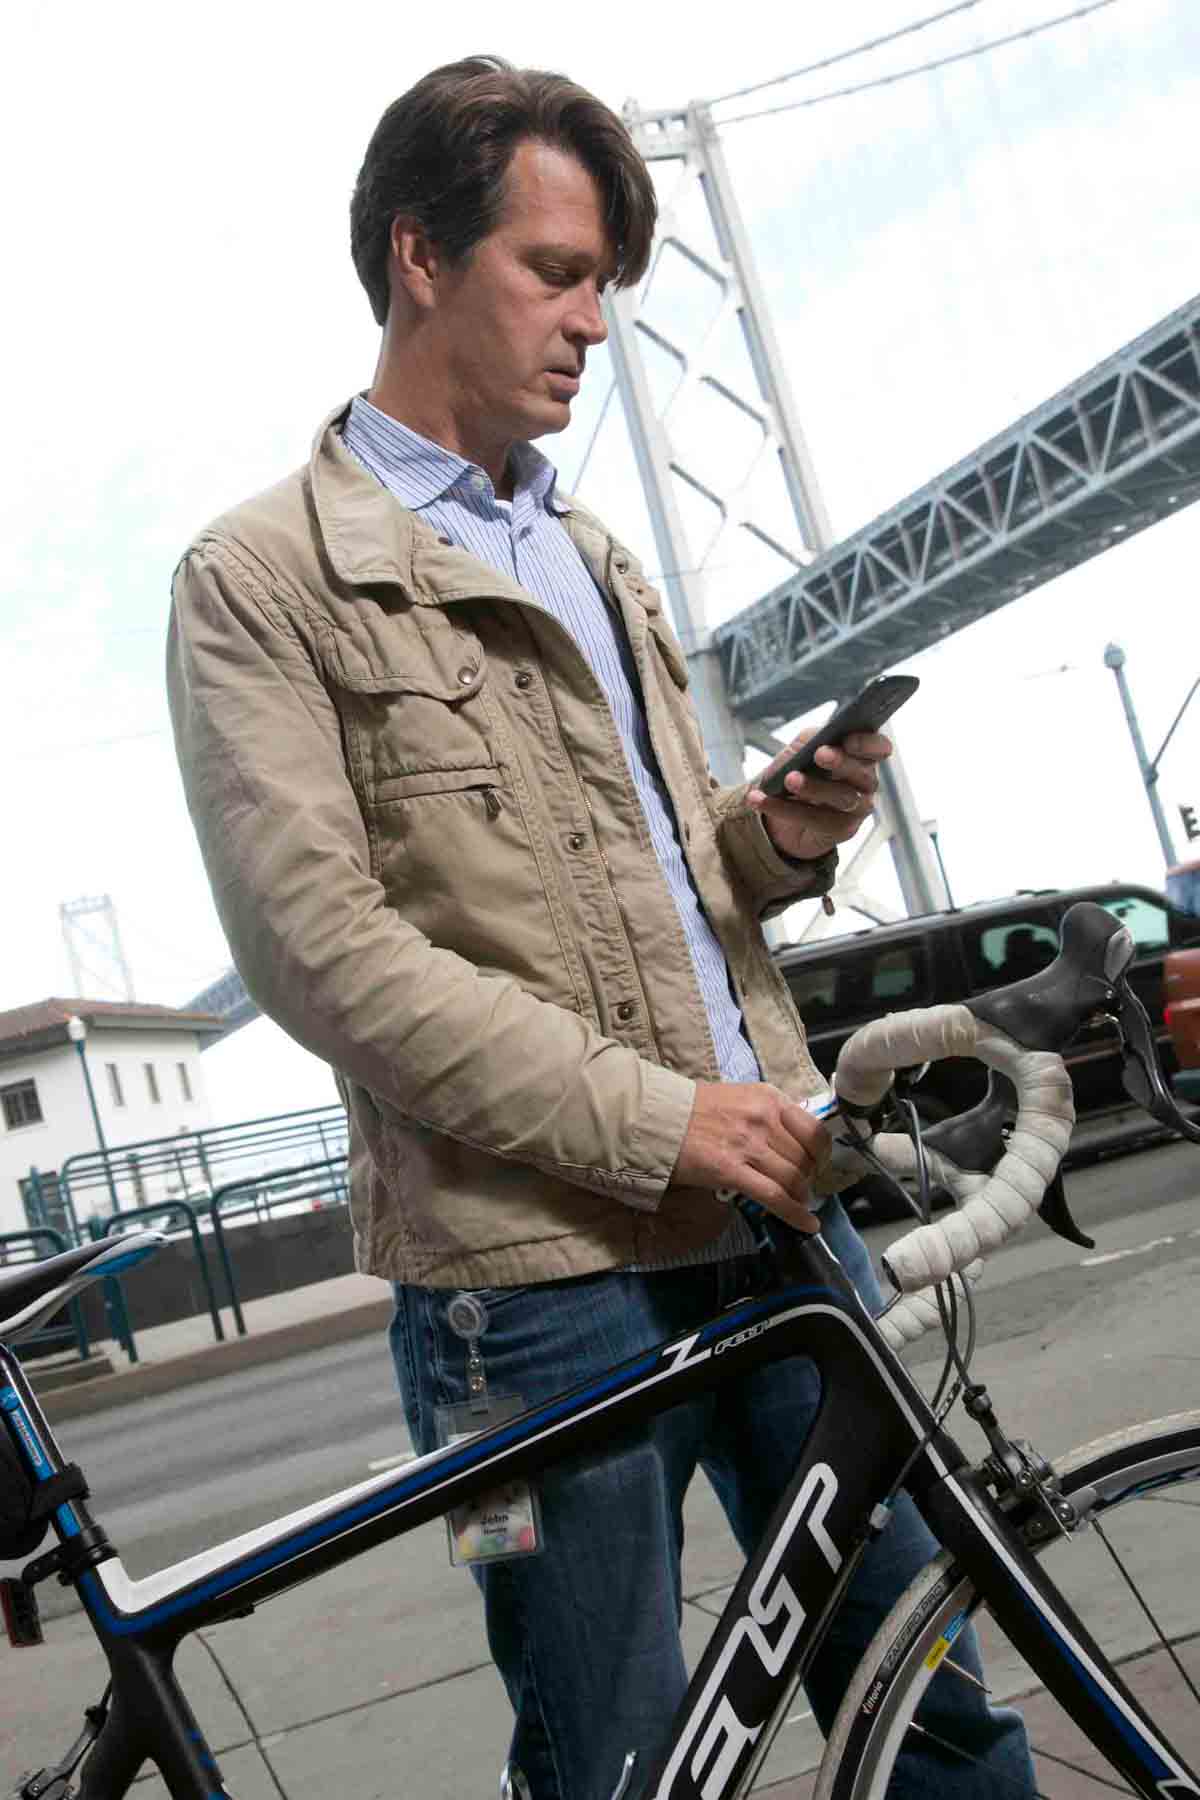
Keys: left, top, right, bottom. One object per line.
{"left": 389, "top": 1200, "right": 1033, "bottom": 1799}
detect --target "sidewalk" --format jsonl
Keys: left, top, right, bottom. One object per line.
{"left": 32, "top": 1271, "right": 394, "bottom": 1423}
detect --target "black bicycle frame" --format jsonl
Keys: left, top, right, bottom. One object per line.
{"left": 3, "top": 1233, "right": 1197, "bottom": 1800}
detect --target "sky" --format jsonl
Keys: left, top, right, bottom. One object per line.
{"left": 2, "top": 0, "right": 1198, "bottom": 1128}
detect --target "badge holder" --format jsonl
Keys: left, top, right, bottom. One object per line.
{"left": 435, "top": 1293, "right": 542, "bottom": 1569}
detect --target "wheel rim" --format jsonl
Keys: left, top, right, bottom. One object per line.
{"left": 816, "top": 1414, "right": 1200, "bottom": 1800}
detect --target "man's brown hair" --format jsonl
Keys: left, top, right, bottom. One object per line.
{"left": 350, "top": 56, "right": 657, "bottom": 326}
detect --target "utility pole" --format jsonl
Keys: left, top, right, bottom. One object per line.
{"left": 1103, "top": 643, "right": 1197, "bottom": 869}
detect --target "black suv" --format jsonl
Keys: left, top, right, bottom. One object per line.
{"left": 773, "top": 883, "right": 1200, "bottom": 1194}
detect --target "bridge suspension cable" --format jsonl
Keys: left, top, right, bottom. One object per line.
{"left": 717, "top": 1, "right": 1118, "bottom": 127}
{"left": 705, "top": 0, "right": 991, "bottom": 110}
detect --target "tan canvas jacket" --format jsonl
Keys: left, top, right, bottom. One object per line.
{"left": 167, "top": 404, "right": 834, "bottom": 1288}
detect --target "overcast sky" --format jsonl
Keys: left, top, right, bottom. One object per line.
{"left": 3, "top": 0, "right": 1197, "bottom": 1126}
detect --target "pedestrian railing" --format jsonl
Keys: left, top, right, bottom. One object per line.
{"left": 209, "top": 1157, "right": 350, "bottom": 1337}
{"left": 38, "top": 1102, "right": 348, "bottom": 1240}
{"left": 101, "top": 1201, "right": 227, "bottom": 1355}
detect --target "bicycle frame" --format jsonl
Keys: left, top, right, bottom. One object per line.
{"left": 3, "top": 1233, "right": 1197, "bottom": 1800}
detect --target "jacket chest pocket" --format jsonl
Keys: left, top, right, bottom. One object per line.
{"left": 318, "top": 615, "right": 498, "bottom": 796}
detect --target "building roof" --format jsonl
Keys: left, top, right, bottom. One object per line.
{"left": 0, "top": 998, "right": 226, "bottom": 1062}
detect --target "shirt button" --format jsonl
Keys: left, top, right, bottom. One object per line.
{"left": 566, "top": 832, "right": 586, "bottom": 852}
{"left": 457, "top": 666, "right": 477, "bottom": 686}
{"left": 615, "top": 1001, "right": 636, "bottom": 1023}
{"left": 514, "top": 671, "right": 534, "bottom": 690}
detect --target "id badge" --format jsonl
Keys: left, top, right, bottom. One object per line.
{"left": 435, "top": 1394, "right": 542, "bottom": 1568}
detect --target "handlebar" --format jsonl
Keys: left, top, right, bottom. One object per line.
{"left": 830, "top": 902, "right": 1199, "bottom": 1354}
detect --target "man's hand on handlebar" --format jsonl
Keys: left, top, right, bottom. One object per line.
{"left": 671, "top": 1082, "right": 831, "bottom": 1233}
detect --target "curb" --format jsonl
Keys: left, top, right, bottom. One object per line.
{"left": 35, "top": 1298, "right": 394, "bottom": 1423}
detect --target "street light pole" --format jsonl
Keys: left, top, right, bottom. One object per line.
{"left": 1103, "top": 644, "right": 1179, "bottom": 869}
{"left": 66, "top": 1015, "right": 120, "bottom": 1216}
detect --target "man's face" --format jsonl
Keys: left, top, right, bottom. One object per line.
{"left": 430, "top": 139, "right": 616, "bottom": 449}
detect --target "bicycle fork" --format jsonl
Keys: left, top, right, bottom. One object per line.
{"left": 923, "top": 1465, "right": 1200, "bottom": 1800}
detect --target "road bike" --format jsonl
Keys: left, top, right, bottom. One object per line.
{"left": 3, "top": 900, "right": 1200, "bottom": 1798}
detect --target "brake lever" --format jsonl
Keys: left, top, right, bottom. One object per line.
{"left": 1036, "top": 1166, "right": 1095, "bottom": 1249}
{"left": 920, "top": 1072, "right": 1096, "bottom": 1248}
{"left": 1113, "top": 979, "right": 1200, "bottom": 1144}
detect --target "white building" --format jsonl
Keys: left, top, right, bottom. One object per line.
{"left": 0, "top": 998, "right": 224, "bottom": 1239}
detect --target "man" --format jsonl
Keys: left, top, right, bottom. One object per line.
{"left": 168, "top": 57, "right": 1031, "bottom": 1799}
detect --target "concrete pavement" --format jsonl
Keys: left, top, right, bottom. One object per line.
{"left": 4, "top": 1196, "right": 1200, "bottom": 1796}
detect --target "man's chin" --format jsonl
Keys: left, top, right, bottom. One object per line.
{"left": 521, "top": 398, "right": 573, "bottom": 441}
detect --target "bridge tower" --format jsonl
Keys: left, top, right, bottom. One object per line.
{"left": 606, "top": 97, "right": 947, "bottom": 915}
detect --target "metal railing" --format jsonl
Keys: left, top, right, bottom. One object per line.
{"left": 102, "top": 1200, "right": 227, "bottom": 1351}
{"left": 48, "top": 1102, "right": 347, "bottom": 1237}
{"left": 208, "top": 1157, "right": 350, "bottom": 1336}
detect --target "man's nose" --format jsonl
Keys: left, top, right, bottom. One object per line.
{"left": 565, "top": 284, "right": 609, "bottom": 348}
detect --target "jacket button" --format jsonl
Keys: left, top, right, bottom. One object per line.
{"left": 514, "top": 671, "right": 534, "bottom": 690}
{"left": 566, "top": 832, "right": 586, "bottom": 851}
{"left": 457, "top": 666, "right": 477, "bottom": 686}
{"left": 437, "top": 535, "right": 453, "bottom": 547}
{"left": 615, "top": 1001, "right": 636, "bottom": 1023}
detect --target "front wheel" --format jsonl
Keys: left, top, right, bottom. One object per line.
{"left": 815, "top": 1411, "right": 1200, "bottom": 1799}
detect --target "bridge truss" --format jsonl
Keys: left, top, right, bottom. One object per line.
{"left": 715, "top": 295, "right": 1200, "bottom": 725}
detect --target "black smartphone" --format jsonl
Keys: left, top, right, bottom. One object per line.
{"left": 755, "top": 674, "right": 919, "bottom": 798}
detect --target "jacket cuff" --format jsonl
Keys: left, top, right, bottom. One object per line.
{"left": 623, "top": 1065, "right": 699, "bottom": 1214}
{"left": 716, "top": 794, "right": 839, "bottom": 918}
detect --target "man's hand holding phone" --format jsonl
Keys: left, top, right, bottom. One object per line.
{"left": 745, "top": 674, "right": 918, "bottom": 864}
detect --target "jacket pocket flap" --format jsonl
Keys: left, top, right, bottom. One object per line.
{"left": 319, "top": 621, "right": 485, "bottom": 701}
{"left": 374, "top": 764, "right": 501, "bottom": 802}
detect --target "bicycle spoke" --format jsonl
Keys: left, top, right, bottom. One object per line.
{"left": 901, "top": 1720, "right": 1057, "bottom": 1799}
{"left": 1093, "top": 1521, "right": 1200, "bottom": 1706}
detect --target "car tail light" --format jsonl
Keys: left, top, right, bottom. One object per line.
{"left": 1164, "top": 1004, "right": 1174, "bottom": 1029}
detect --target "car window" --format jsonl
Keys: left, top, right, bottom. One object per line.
{"left": 782, "top": 938, "right": 926, "bottom": 1028}
{"left": 786, "top": 965, "right": 838, "bottom": 1024}
{"left": 963, "top": 915, "right": 1059, "bottom": 989}
{"left": 870, "top": 947, "right": 919, "bottom": 1003}
{"left": 1099, "top": 892, "right": 1169, "bottom": 953}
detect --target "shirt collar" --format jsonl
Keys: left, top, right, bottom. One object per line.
{"left": 344, "top": 395, "right": 572, "bottom": 518}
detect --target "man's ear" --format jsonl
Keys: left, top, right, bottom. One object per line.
{"left": 389, "top": 215, "right": 441, "bottom": 312}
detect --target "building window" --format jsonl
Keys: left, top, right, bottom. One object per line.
{"left": 145, "top": 1062, "right": 161, "bottom": 1104}
{"left": 107, "top": 1063, "right": 125, "bottom": 1107}
{"left": 177, "top": 1061, "right": 194, "bottom": 1103}
{"left": 1, "top": 1079, "right": 43, "bottom": 1131}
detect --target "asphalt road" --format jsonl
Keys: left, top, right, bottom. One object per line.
{"left": 32, "top": 1136, "right": 1200, "bottom": 1587}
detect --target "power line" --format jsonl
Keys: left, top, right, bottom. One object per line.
{"left": 707, "top": 0, "right": 989, "bottom": 109}
{"left": 718, "top": 1, "right": 1118, "bottom": 128}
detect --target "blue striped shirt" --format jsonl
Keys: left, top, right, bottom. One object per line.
{"left": 343, "top": 397, "right": 761, "bottom": 1089}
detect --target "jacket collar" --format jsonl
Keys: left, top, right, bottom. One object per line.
{"left": 308, "top": 401, "right": 654, "bottom": 621}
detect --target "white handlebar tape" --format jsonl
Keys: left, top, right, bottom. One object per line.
{"left": 874, "top": 1263, "right": 983, "bottom": 1354}
{"left": 833, "top": 1003, "right": 1075, "bottom": 1293}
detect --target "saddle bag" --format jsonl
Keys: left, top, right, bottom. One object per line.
{"left": 0, "top": 1419, "right": 49, "bottom": 1560}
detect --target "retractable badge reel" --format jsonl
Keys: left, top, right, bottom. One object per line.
{"left": 434, "top": 1292, "right": 542, "bottom": 1569}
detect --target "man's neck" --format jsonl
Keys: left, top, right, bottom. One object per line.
{"left": 367, "top": 359, "right": 514, "bottom": 498}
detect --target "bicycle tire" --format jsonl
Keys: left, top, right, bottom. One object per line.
{"left": 814, "top": 1410, "right": 1200, "bottom": 1799}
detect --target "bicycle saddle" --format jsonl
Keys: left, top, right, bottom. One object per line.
{"left": 0, "top": 1233, "right": 163, "bottom": 1344}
